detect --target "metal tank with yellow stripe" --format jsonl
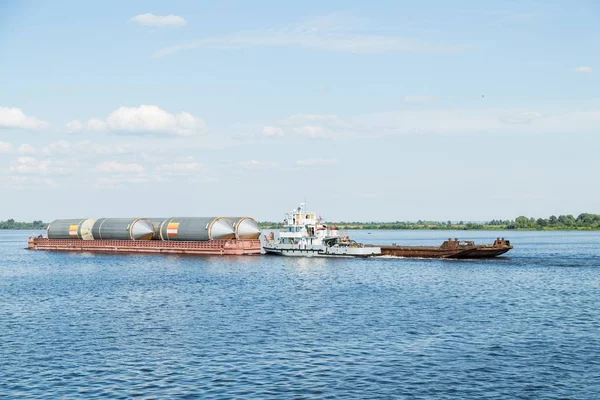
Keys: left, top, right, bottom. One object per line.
{"left": 47, "top": 218, "right": 97, "bottom": 240}
{"left": 158, "top": 217, "right": 235, "bottom": 241}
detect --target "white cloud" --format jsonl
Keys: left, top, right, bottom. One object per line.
{"left": 66, "top": 119, "right": 84, "bottom": 133}
{"left": 78, "top": 105, "right": 204, "bottom": 136}
{"left": 95, "top": 161, "right": 144, "bottom": 174}
{"left": 18, "top": 144, "right": 36, "bottom": 154}
{"left": 296, "top": 158, "right": 340, "bottom": 166}
{"left": 262, "top": 126, "right": 284, "bottom": 137}
{"left": 156, "top": 161, "right": 201, "bottom": 174}
{"left": 240, "top": 160, "right": 279, "bottom": 170}
{"left": 87, "top": 118, "right": 107, "bottom": 132}
{"left": 264, "top": 108, "right": 600, "bottom": 139}
{"left": 293, "top": 125, "right": 327, "bottom": 139}
{"left": 94, "top": 176, "right": 155, "bottom": 188}
{"left": 41, "top": 140, "right": 135, "bottom": 158}
{"left": 0, "top": 141, "right": 13, "bottom": 153}
{"left": 0, "top": 142, "right": 35, "bottom": 154}
{"left": 9, "top": 157, "right": 69, "bottom": 175}
{"left": 0, "top": 107, "right": 50, "bottom": 129}
{"left": 287, "top": 115, "right": 344, "bottom": 138}
{"left": 573, "top": 66, "right": 592, "bottom": 73}
{"left": 11, "top": 157, "right": 49, "bottom": 174}
{"left": 369, "top": 109, "right": 600, "bottom": 135}
{"left": 153, "top": 13, "right": 465, "bottom": 58}
{"left": 265, "top": 113, "right": 351, "bottom": 139}
{"left": 189, "top": 176, "right": 220, "bottom": 184}
{"left": 42, "top": 140, "right": 71, "bottom": 154}
{"left": 152, "top": 160, "right": 220, "bottom": 182}
{"left": 403, "top": 96, "right": 439, "bottom": 104}
{"left": 0, "top": 175, "right": 57, "bottom": 188}
{"left": 130, "top": 13, "right": 187, "bottom": 28}
{"left": 289, "top": 114, "right": 341, "bottom": 122}
{"left": 499, "top": 111, "right": 542, "bottom": 124}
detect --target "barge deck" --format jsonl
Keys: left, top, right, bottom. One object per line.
{"left": 374, "top": 238, "right": 513, "bottom": 259}
{"left": 27, "top": 237, "right": 262, "bottom": 256}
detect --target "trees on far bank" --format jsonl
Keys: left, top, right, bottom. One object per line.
{"left": 512, "top": 213, "right": 599, "bottom": 230}
{"left": 259, "top": 213, "right": 600, "bottom": 230}
{"left": 0, "top": 219, "right": 47, "bottom": 229}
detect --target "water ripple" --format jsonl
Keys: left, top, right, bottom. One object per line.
{"left": 1, "top": 230, "right": 599, "bottom": 398}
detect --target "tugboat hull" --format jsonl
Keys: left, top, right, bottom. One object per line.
{"left": 263, "top": 245, "right": 381, "bottom": 258}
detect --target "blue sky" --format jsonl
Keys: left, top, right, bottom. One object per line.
{"left": 1, "top": 0, "right": 599, "bottom": 221}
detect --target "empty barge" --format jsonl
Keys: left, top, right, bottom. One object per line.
{"left": 373, "top": 238, "right": 513, "bottom": 259}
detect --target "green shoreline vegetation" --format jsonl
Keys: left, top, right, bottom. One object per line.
{"left": 0, "top": 219, "right": 47, "bottom": 230}
{"left": 259, "top": 213, "right": 600, "bottom": 231}
{"left": 2, "top": 213, "right": 599, "bottom": 231}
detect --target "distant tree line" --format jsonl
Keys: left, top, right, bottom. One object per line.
{"left": 2, "top": 214, "right": 599, "bottom": 231}
{"left": 0, "top": 219, "right": 47, "bottom": 229}
{"left": 259, "top": 213, "right": 600, "bottom": 231}
{"left": 511, "top": 213, "right": 600, "bottom": 230}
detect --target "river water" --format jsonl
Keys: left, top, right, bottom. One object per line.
{"left": 1, "top": 230, "right": 599, "bottom": 399}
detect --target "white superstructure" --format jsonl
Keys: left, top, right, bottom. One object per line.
{"left": 263, "top": 203, "right": 381, "bottom": 257}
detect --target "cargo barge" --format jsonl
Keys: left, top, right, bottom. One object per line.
{"left": 28, "top": 237, "right": 262, "bottom": 256}
{"left": 372, "top": 238, "right": 513, "bottom": 259}
{"left": 29, "top": 216, "right": 263, "bottom": 256}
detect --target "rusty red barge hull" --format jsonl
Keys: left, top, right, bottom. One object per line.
{"left": 378, "top": 245, "right": 512, "bottom": 259}
{"left": 27, "top": 238, "right": 262, "bottom": 256}
{"left": 375, "top": 238, "right": 513, "bottom": 259}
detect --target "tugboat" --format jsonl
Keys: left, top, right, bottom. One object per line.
{"left": 263, "top": 203, "right": 381, "bottom": 257}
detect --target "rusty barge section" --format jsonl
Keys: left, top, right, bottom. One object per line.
{"left": 28, "top": 237, "right": 262, "bottom": 256}
{"left": 376, "top": 238, "right": 513, "bottom": 259}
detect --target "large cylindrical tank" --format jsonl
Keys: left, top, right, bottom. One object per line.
{"left": 159, "top": 217, "right": 235, "bottom": 241}
{"left": 47, "top": 218, "right": 96, "bottom": 240}
{"left": 148, "top": 218, "right": 168, "bottom": 240}
{"left": 228, "top": 217, "right": 261, "bottom": 239}
{"left": 91, "top": 218, "right": 154, "bottom": 240}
